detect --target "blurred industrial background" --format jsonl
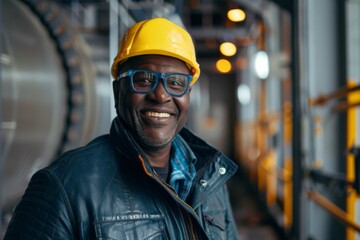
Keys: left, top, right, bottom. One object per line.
{"left": 1, "top": 0, "right": 360, "bottom": 239}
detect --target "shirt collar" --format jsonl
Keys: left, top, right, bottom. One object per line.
{"left": 168, "top": 134, "right": 197, "bottom": 200}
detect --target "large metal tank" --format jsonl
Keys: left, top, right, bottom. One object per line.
{"left": 0, "top": 0, "right": 105, "bottom": 225}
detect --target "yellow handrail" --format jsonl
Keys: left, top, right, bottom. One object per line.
{"left": 307, "top": 190, "right": 360, "bottom": 232}
{"left": 308, "top": 84, "right": 360, "bottom": 107}
{"left": 333, "top": 101, "right": 360, "bottom": 112}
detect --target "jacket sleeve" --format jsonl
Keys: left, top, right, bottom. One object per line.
{"left": 4, "top": 169, "right": 75, "bottom": 239}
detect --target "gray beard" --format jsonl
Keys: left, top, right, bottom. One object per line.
{"left": 133, "top": 120, "right": 177, "bottom": 151}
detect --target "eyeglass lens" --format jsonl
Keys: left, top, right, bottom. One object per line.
{"left": 132, "top": 71, "right": 188, "bottom": 96}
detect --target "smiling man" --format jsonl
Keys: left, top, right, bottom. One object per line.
{"left": 113, "top": 55, "right": 192, "bottom": 168}
{"left": 5, "top": 18, "right": 239, "bottom": 240}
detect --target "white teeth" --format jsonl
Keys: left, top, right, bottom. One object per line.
{"left": 145, "top": 112, "right": 170, "bottom": 118}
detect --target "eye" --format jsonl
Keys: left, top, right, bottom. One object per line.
{"left": 133, "top": 72, "right": 155, "bottom": 87}
{"left": 167, "top": 75, "right": 187, "bottom": 88}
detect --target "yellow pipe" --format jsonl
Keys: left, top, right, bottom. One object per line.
{"left": 284, "top": 159, "right": 293, "bottom": 228}
{"left": 282, "top": 100, "right": 293, "bottom": 228}
{"left": 309, "top": 84, "right": 360, "bottom": 107}
{"left": 333, "top": 101, "right": 360, "bottom": 112}
{"left": 258, "top": 157, "right": 266, "bottom": 191}
{"left": 266, "top": 150, "right": 277, "bottom": 206}
{"left": 347, "top": 81, "right": 358, "bottom": 240}
{"left": 308, "top": 190, "right": 360, "bottom": 232}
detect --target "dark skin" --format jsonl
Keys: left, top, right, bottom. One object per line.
{"left": 113, "top": 55, "right": 192, "bottom": 167}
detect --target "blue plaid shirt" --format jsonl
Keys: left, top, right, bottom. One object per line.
{"left": 168, "top": 134, "right": 197, "bottom": 200}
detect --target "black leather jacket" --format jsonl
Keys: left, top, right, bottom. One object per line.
{"left": 5, "top": 118, "right": 239, "bottom": 239}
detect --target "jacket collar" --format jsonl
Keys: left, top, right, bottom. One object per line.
{"left": 110, "top": 117, "right": 154, "bottom": 175}
{"left": 178, "top": 127, "right": 222, "bottom": 172}
{"left": 178, "top": 127, "right": 238, "bottom": 207}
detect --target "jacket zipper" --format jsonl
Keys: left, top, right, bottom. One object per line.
{"left": 153, "top": 171, "right": 198, "bottom": 239}
{"left": 153, "top": 170, "right": 199, "bottom": 217}
{"left": 186, "top": 212, "right": 197, "bottom": 239}
{"left": 177, "top": 204, "right": 190, "bottom": 240}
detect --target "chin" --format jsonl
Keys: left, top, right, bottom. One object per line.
{"left": 137, "top": 131, "right": 174, "bottom": 149}
{"left": 140, "top": 138, "right": 172, "bottom": 151}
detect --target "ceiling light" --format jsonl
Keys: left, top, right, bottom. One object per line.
{"left": 220, "top": 42, "right": 237, "bottom": 57}
{"left": 227, "top": 9, "right": 246, "bottom": 22}
{"left": 237, "top": 84, "right": 251, "bottom": 105}
{"left": 216, "top": 59, "right": 232, "bottom": 73}
{"left": 254, "top": 51, "right": 269, "bottom": 79}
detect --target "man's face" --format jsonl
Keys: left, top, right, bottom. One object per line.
{"left": 114, "top": 55, "right": 192, "bottom": 150}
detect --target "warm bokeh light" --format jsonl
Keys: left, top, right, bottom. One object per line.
{"left": 220, "top": 42, "right": 237, "bottom": 57}
{"left": 216, "top": 59, "right": 232, "bottom": 73}
{"left": 227, "top": 9, "right": 246, "bottom": 22}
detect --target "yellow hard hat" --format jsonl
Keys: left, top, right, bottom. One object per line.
{"left": 111, "top": 18, "right": 200, "bottom": 86}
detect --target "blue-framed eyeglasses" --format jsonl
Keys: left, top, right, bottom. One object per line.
{"left": 116, "top": 69, "right": 192, "bottom": 97}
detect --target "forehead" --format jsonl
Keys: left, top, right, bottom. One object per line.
{"left": 123, "top": 55, "right": 190, "bottom": 73}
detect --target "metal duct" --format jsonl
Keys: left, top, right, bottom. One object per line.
{"left": 1, "top": 0, "right": 98, "bottom": 214}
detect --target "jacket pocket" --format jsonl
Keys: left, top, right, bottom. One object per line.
{"left": 94, "top": 214, "right": 169, "bottom": 240}
{"left": 203, "top": 210, "right": 227, "bottom": 240}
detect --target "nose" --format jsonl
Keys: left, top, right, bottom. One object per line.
{"left": 147, "top": 80, "right": 171, "bottom": 103}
